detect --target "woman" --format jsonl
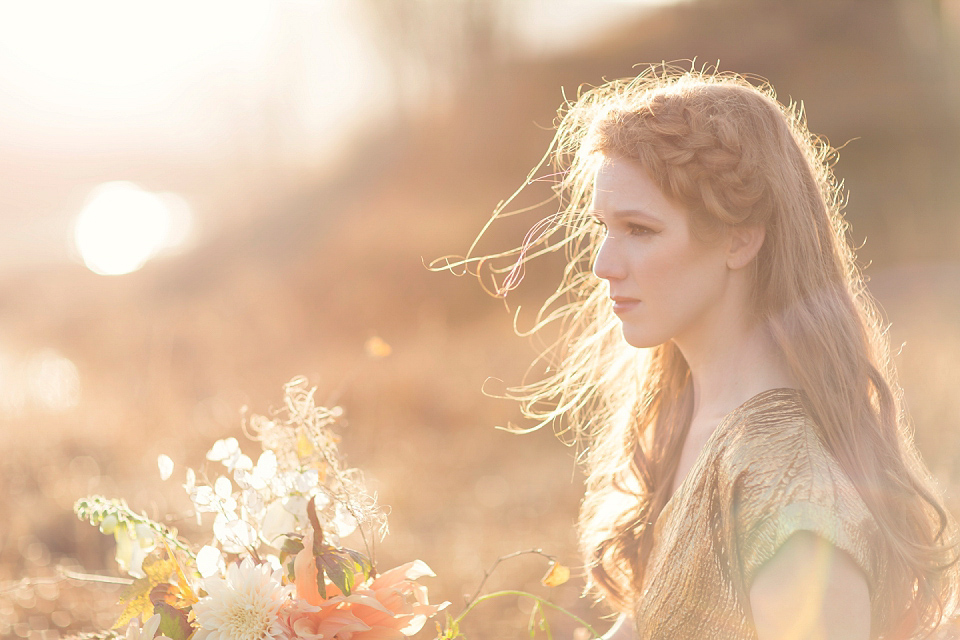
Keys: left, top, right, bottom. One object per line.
{"left": 439, "top": 67, "right": 960, "bottom": 638}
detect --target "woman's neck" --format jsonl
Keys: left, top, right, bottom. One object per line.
{"left": 675, "top": 312, "right": 796, "bottom": 428}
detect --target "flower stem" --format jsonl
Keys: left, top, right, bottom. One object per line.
{"left": 462, "top": 549, "right": 555, "bottom": 607}
{"left": 453, "top": 590, "right": 601, "bottom": 639}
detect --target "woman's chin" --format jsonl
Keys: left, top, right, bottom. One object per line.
{"left": 619, "top": 327, "right": 668, "bottom": 350}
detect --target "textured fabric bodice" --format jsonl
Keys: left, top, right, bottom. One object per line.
{"left": 632, "top": 388, "right": 890, "bottom": 639}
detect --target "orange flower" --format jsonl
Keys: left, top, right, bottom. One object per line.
{"left": 280, "top": 602, "right": 371, "bottom": 640}
{"left": 287, "top": 533, "right": 448, "bottom": 639}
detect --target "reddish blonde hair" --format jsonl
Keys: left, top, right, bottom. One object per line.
{"left": 436, "top": 66, "right": 958, "bottom": 636}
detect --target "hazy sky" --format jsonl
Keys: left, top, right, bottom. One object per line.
{"left": 0, "top": 1, "right": 673, "bottom": 273}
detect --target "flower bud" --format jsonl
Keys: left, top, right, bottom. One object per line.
{"left": 99, "top": 514, "right": 118, "bottom": 535}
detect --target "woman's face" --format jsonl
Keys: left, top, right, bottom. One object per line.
{"left": 591, "top": 156, "right": 733, "bottom": 349}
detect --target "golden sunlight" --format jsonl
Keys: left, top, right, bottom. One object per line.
{"left": 0, "top": 1, "right": 273, "bottom": 115}
{"left": 73, "top": 182, "right": 192, "bottom": 276}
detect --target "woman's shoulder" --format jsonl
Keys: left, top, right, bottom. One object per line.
{"left": 718, "top": 388, "right": 856, "bottom": 499}
{"left": 713, "top": 388, "right": 882, "bottom": 592}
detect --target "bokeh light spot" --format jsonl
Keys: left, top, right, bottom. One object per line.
{"left": 74, "top": 181, "right": 191, "bottom": 275}
{"left": 26, "top": 349, "right": 81, "bottom": 412}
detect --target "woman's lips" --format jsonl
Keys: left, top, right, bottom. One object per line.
{"left": 611, "top": 297, "right": 640, "bottom": 314}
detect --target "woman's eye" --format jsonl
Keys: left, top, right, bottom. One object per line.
{"left": 588, "top": 217, "right": 652, "bottom": 237}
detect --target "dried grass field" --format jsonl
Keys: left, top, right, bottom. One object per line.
{"left": 3, "top": 2, "right": 960, "bottom": 638}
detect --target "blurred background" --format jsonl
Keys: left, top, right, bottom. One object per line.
{"left": 1, "top": 0, "right": 959, "bottom": 638}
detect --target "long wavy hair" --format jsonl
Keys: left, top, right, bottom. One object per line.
{"left": 435, "top": 66, "right": 959, "bottom": 637}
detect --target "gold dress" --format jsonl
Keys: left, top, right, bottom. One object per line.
{"left": 633, "top": 387, "right": 888, "bottom": 639}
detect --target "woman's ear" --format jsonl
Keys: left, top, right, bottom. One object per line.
{"left": 726, "top": 224, "right": 766, "bottom": 270}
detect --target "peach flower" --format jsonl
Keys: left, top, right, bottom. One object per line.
{"left": 283, "top": 533, "right": 448, "bottom": 639}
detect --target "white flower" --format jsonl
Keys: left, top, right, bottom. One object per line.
{"left": 213, "top": 512, "right": 258, "bottom": 553}
{"left": 190, "top": 476, "right": 238, "bottom": 517}
{"left": 122, "top": 613, "right": 172, "bottom": 640}
{"left": 190, "top": 486, "right": 217, "bottom": 513}
{"left": 196, "top": 545, "right": 226, "bottom": 578}
{"left": 207, "top": 437, "right": 254, "bottom": 472}
{"left": 235, "top": 451, "right": 277, "bottom": 491}
{"left": 184, "top": 467, "right": 197, "bottom": 492}
{"left": 281, "top": 496, "right": 309, "bottom": 523}
{"left": 271, "top": 469, "right": 319, "bottom": 497}
{"left": 241, "top": 489, "right": 266, "bottom": 521}
{"left": 259, "top": 500, "right": 297, "bottom": 544}
{"left": 191, "top": 487, "right": 236, "bottom": 516}
{"left": 193, "top": 558, "right": 291, "bottom": 640}
{"left": 291, "top": 470, "right": 318, "bottom": 494}
{"left": 157, "top": 454, "right": 174, "bottom": 481}
{"left": 215, "top": 476, "right": 235, "bottom": 501}
{"left": 113, "top": 522, "right": 155, "bottom": 578}
{"left": 332, "top": 502, "right": 358, "bottom": 538}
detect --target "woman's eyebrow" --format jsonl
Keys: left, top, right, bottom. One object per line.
{"left": 590, "top": 208, "right": 659, "bottom": 222}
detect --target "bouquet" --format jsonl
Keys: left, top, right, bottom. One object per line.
{"left": 74, "top": 377, "right": 448, "bottom": 640}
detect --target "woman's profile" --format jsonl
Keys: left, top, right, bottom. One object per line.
{"left": 437, "top": 66, "right": 960, "bottom": 638}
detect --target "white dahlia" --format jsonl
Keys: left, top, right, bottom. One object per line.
{"left": 193, "top": 557, "right": 292, "bottom": 640}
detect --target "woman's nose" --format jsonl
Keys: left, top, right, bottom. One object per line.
{"left": 592, "top": 236, "right": 625, "bottom": 281}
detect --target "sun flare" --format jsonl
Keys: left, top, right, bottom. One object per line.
{"left": 74, "top": 181, "right": 191, "bottom": 276}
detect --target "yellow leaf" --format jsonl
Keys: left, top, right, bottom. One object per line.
{"left": 164, "top": 540, "right": 198, "bottom": 607}
{"left": 540, "top": 561, "right": 570, "bottom": 587}
{"left": 112, "top": 576, "right": 153, "bottom": 628}
{"left": 297, "top": 430, "right": 315, "bottom": 459}
{"left": 113, "top": 549, "right": 176, "bottom": 628}
{"left": 143, "top": 548, "right": 176, "bottom": 585}
{"left": 364, "top": 336, "right": 392, "bottom": 358}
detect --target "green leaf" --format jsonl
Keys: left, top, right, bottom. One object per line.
{"left": 282, "top": 555, "right": 295, "bottom": 583}
{"left": 305, "top": 496, "right": 335, "bottom": 595}
{"left": 279, "top": 535, "right": 305, "bottom": 583}
{"left": 280, "top": 535, "right": 305, "bottom": 556}
{"left": 154, "top": 602, "right": 192, "bottom": 640}
{"left": 344, "top": 547, "right": 373, "bottom": 581}
{"left": 317, "top": 548, "right": 355, "bottom": 596}
{"left": 74, "top": 495, "right": 193, "bottom": 558}
{"left": 305, "top": 497, "right": 373, "bottom": 597}
{"left": 313, "top": 545, "right": 375, "bottom": 597}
